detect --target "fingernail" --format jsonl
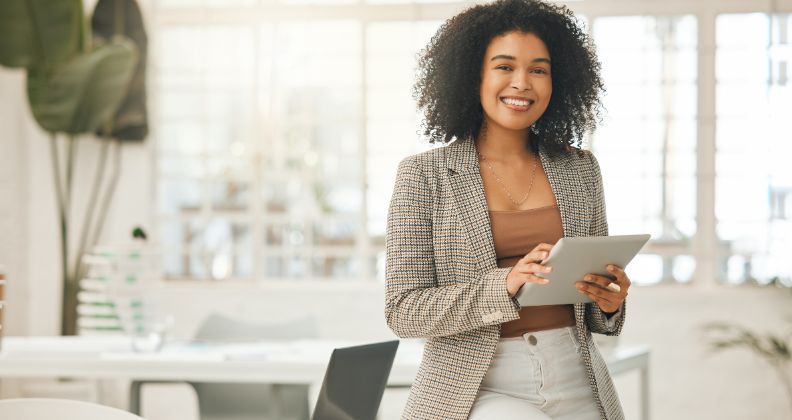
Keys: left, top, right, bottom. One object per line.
{"left": 542, "top": 279, "right": 549, "bottom": 284}
{"left": 608, "top": 265, "right": 615, "bottom": 271}
{"left": 585, "top": 275, "right": 592, "bottom": 281}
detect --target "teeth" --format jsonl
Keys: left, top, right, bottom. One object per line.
{"left": 502, "top": 97, "right": 531, "bottom": 107}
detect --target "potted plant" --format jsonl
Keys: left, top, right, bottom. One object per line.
{"left": 0, "top": 0, "right": 149, "bottom": 335}
{"left": 701, "top": 320, "right": 792, "bottom": 414}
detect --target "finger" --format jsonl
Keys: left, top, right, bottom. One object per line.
{"left": 604, "top": 266, "right": 630, "bottom": 294}
{"left": 578, "top": 282, "right": 623, "bottom": 311}
{"left": 606, "top": 265, "right": 631, "bottom": 287}
{"left": 577, "top": 288, "right": 605, "bottom": 306}
{"left": 521, "top": 249, "right": 550, "bottom": 264}
{"left": 515, "top": 273, "right": 549, "bottom": 286}
{"left": 581, "top": 274, "right": 622, "bottom": 293}
{"left": 524, "top": 274, "right": 550, "bottom": 284}
{"left": 530, "top": 242, "right": 554, "bottom": 253}
{"left": 577, "top": 280, "right": 621, "bottom": 297}
{"left": 578, "top": 287, "right": 619, "bottom": 307}
{"left": 523, "top": 263, "right": 551, "bottom": 274}
{"left": 523, "top": 243, "right": 554, "bottom": 262}
{"left": 514, "top": 267, "right": 551, "bottom": 278}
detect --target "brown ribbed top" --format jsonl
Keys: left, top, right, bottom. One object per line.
{"left": 489, "top": 205, "right": 576, "bottom": 338}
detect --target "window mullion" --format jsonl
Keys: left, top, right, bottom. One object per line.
{"left": 693, "top": 10, "right": 718, "bottom": 289}
{"left": 251, "top": 23, "right": 264, "bottom": 283}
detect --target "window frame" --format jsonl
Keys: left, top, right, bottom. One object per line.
{"left": 147, "top": 0, "right": 792, "bottom": 288}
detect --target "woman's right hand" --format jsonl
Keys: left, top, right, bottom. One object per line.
{"left": 505, "top": 243, "right": 554, "bottom": 297}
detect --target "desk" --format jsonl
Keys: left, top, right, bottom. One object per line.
{"left": 0, "top": 337, "right": 649, "bottom": 419}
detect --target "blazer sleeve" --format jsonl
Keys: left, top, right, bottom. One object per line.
{"left": 584, "top": 150, "right": 627, "bottom": 336}
{"left": 384, "top": 156, "right": 520, "bottom": 339}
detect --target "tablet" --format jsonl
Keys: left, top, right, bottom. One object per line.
{"left": 515, "top": 234, "right": 650, "bottom": 307}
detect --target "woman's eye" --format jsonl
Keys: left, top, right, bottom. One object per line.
{"left": 495, "top": 65, "right": 512, "bottom": 71}
{"left": 531, "top": 68, "right": 549, "bottom": 74}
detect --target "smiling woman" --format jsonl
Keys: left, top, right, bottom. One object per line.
{"left": 413, "top": 0, "right": 603, "bottom": 157}
{"left": 387, "top": 1, "right": 626, "bottom": 420}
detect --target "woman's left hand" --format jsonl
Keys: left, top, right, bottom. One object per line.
{"left": 575, "top": 264, "right": 630, "bottom": 314}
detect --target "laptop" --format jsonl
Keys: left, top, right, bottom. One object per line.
{"left": 312, "top": 340, "right": 400, "bottom": 420}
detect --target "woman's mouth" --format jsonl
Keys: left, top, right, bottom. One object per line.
{"left": 500, "top": 96, "right": 534, "bottom": 111}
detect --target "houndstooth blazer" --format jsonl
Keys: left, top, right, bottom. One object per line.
{"left": 385, "top": 137, "right": 626, "bottom": 420}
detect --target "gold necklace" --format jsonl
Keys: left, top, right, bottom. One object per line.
{"left": 477, "top": 147, "right": 539, "bottom": 207}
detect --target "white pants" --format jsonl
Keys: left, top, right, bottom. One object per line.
{"left": 468, "top": 326, "right": 602, "bottom": 420}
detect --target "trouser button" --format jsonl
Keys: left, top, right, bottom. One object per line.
{"left": 528, "top": 335, "right": 537, "bottom": 345}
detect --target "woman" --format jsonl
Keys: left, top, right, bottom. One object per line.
{"left": 384, "top": 1, "right": 631, "bottom": 419}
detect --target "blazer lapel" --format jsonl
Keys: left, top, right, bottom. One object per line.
{"left": 446, "top": 139, "right": 499, "bottom": 273}
{"left": 539, "top": 149, "right": 593, "bottom": 330}
{"left": 540, "top": 149, "right": 591, "bottom": 238}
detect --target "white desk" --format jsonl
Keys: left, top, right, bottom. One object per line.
{"left": 0, "top": 337, "right": 421, "bottom": 385}
{"left": 0, "top": 337, "right": 649, "bottom": 419}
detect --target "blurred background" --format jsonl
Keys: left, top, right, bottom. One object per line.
{"left": 1, "top": 0, "right": 791, "bottom": 419}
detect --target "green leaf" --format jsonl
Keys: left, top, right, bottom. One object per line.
{"left": 0, "top": 0, "right": 82, "bottom": 69}
{"left": 91, "top": 0, "right": 149, "bottom": 141}
{"left": 27, "top": 39, "right": 139, "bottom": 134}
{"left": 132, "top": 226, "right": 148, "bottom": 241}
{"left": 769, "top": 336, "right": 791, "bottom": 360}
{"left": 0, "top": 0, "right": 35, "bottom": 67}
{"left": 702, "top": 321, "right": 792, "bottom": 363}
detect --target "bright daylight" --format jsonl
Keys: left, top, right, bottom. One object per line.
{"left": 0, "top": 0, "right": 790, "bottom": 419}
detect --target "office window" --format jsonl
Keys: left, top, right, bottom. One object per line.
{"left": 151, "top": 2, "right": 792, "bottom": 287}
{"left": 365, "top": 21, "right": 441, "bottom": 281}
{"left": 715, "top": 13, "right": 792, "bottom": 286}
{"left": 591, "top": 15, "right": 698, "bottom": 284}
{"left": 153, "top": 2, "right": 439, "bottom": 281}
{"left": 156, "top": 24, "right": 258, "bottom": 280}
{"left": 156, "top": 19, "right": 365, "bottom": 280}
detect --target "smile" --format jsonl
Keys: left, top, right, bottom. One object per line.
{"left": 500, "top": 96, "right": 535, "bottom": 111}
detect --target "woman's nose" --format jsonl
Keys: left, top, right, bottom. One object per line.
{"left": 511, "top": 72, "right": 532, "bottom": 91}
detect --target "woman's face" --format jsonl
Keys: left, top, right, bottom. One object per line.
{"left": 479, "top": 31, "right": 552, "bottom": 135}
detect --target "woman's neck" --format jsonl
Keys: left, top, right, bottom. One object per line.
{"left": 476, "top": 123, "right": 535, "bottom": 162}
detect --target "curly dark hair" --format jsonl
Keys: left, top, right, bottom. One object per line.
{"left": 413, "top": 0, "right": 604, "bottom": 156}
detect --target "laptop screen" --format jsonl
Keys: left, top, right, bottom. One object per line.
{"left": 312, "top": 340, "right": 399, "bottom": 420}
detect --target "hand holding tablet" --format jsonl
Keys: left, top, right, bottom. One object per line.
{"left": 513, "top": 234, "right": 650, "bottom": 307}
{"left": 575, "top": 263, "right": 630, "bottom": 314}
{"left": 505, "top": 242, "right": 556, "bottom": 297}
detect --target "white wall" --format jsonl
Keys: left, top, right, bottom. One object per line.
{"left": 0, "top": 67, "right": 33, "bottom": 336}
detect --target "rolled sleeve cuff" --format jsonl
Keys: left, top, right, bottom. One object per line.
{"left": 480, "top": 267, "right": 521, "bottom": 324}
